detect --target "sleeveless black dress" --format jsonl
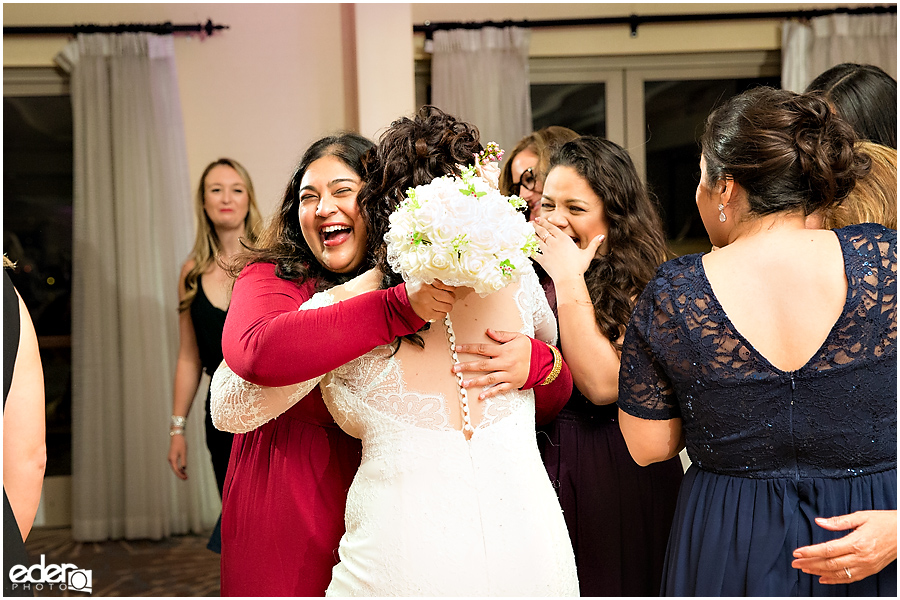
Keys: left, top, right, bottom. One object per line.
{"left": 189, "top": 276, "right": 233, "bottom": 553}
{"left": 4, "top": 272, "right": 34, "bottom": 596}
{"left": 189, "top": 276, "right": 232, "bottom": 495}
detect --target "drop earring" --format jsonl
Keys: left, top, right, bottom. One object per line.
{"left": 717, "top": 203, "right": 727, "bottom": 222}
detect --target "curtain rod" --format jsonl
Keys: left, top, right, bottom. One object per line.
{"left": 3, "top": 19, "right": 228, "bottom": 36}
{"left": 414, "top": 4, "right": 896, "bottom": 38}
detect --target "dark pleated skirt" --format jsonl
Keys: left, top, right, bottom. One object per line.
{"left": 663, "top": 465, "right": 897, "bottom": 596}
{"left": 539, "top": 400, "right": 684, "bottom": 596}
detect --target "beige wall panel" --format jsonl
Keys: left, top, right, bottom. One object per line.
{"left": 355, "top": 4, "right": 416, "bottom": 141}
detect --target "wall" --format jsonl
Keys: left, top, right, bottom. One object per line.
{"left": 3, "top": 3, "right": 413, "bottom": 219}
{"left": 355, "top": 4, "right": 416, "bottom": 140}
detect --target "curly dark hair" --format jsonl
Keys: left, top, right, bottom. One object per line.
{"left": 230, "top": 133, "right": 376, "bottom": 289}
{"left": 548, "top": 136, "right": 670, "bottom": 350}
{"left": 701, "top": 87, "right": 870, "bottom": 217}
{"left": 358, "top": 105, "right": 483, "bottom": 290}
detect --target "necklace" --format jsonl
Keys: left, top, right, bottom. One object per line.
{"left": 444, "top": 313, "right": 474, "bottom": 436}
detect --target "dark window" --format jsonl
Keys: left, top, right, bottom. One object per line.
{"left": 4, "top": 94, "right": 74, "bottom": 477}
{"left": 531, "top": 82, "right": 607, "bottom": 137}
{"left": 643, "top": 76, "right": 780, "bottom": 248}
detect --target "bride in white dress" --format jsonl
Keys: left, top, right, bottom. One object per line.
{"left": 211, "top": 107, "right": 578, "bottom": 596}
{"left": 212, "top": 264, "right": 577, "bottom": 596}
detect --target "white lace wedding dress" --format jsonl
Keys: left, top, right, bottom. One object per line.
{"left": 211, "top": 265, "right": 578, "bottom": 596}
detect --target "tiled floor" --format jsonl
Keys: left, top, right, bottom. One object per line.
{"left": 22, "top": 527, "right": 220, "bottom": 597}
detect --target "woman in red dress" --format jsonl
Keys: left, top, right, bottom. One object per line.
{"left": 219, "top": 133, "right": 437, "bottom": 596}
{"left": 219, "top": 118, "right": 571, "bottom": 596}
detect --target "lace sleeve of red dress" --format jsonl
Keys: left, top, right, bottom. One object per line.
{"left": 517, "top": 267, "right": 573, "bottom": 425}
{"left": 222, "top": 262, "right": 426, "bottom": 387}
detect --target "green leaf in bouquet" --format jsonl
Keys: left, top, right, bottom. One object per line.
{"left": 499, "top": 259, "right": 516, "bottom": 278}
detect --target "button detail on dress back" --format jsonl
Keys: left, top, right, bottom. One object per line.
{"left": 445, "top": 314, "right": 474, "bottom": 438}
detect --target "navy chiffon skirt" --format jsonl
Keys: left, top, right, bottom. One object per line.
{"left": 663, "top": 465, "right": 897, "bottom": 596}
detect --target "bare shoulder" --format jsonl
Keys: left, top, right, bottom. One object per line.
{"left": 177, "top": 259, "right": 196, "bottom": 297}
{"left": 180, "top": 258, "right": 196, "bottom": 279}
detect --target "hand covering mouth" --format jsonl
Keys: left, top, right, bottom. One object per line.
{"left": 320, "top": 224, "right": 353, "bottom": 246}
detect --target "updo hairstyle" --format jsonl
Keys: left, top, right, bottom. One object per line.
{"left": 701, "top": 86, "right": 870, "bottom": 217}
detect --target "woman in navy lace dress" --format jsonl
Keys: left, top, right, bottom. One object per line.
{"left": 618, "top": 87, "right": 896, "bottom": 596}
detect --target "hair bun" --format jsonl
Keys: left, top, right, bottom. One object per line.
{"left": 790, "top": 93, "right": 869, "bottom": 210}
{"left": 415, "top": 138, "right": 429, "bottom": 158}
{"left": 701, "top": 86, "right": 869, "bottom": 216}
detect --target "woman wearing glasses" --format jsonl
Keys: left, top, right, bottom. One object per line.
{"left": 500, "top": 126, "right": 579, "bottom": 221}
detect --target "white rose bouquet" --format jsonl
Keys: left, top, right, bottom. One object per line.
{"left": 385, "top": 144, "right": 540, "bottom": 297}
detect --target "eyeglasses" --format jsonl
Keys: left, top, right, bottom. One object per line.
{"left": 511, "top": 168, "right": 537, "bottom": 195}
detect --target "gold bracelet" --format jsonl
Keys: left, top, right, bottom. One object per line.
{"left": 540, "top": 344, "right": 563, "bottom": 386}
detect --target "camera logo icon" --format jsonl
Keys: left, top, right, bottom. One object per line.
{"left": 67, "top": 569, "right": 92, "bottom": 593}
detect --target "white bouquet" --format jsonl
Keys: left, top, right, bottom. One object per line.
{"left": 385, "top": 145, "right": 540, "bottom": 297}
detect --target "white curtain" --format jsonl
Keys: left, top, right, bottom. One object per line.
{"left": 55, "top": 33, "right": 220, "bottom": 541}
{"left": 782, "top": 13, "right": 897, "bottom": 92}
{"left": 431, "top": 27, "right": 532, "bottom": 157}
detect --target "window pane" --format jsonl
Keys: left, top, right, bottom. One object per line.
{"left": 643, "top": 77, "right": 779, "bottom": 251}
{"left": 531, "top": 82, "right": 606, "bottom": 136}
{"left": 4, "top": 94, "right": 74, "bottom": 477}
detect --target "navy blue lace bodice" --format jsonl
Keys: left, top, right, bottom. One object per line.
{"left": 619, "top": 223, "right": 897, "bottom": 479}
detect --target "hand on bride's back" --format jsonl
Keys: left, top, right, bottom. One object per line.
{"left": 406, "top": 279, "right": 458, "bottom": 323}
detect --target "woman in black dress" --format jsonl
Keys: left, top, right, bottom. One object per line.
{"left": 166, "top": 158, "right": 262, "bottom": 552}
{"left": 4, "top": 261, "right": 46, "bottom": 596}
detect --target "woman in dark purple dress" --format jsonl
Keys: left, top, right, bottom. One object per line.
{"left": 528, "top": 137, "right": 683, "bottom": 596}
{"left": 459, "top": 137, "right": 684, "bottom": 595}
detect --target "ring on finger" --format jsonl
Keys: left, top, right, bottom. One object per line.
{"left": 844, "top": 567, "right": 851, "bottom": 579}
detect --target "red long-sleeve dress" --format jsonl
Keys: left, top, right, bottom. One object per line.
{"left": 219, "top": 261, "right": 571, "bottom": 596}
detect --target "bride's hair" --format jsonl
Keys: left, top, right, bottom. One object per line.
{"left": 229, "top": 132, "right": 375, "bottom": 289}
{"left": 548, "top": 137, "right": 670, "bottom": 349}
{"left": 353, "top": 106, "right": 482, "bottom": 347}
{"left": 358, "top": 105, "right": 483, "bottom": 290}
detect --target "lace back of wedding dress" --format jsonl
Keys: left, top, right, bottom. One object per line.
{"left": 324, "top": 266, "right": 557, "bottom": 437}
{"left": 206, "top": 264, "right": 578, "bottom": 596}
